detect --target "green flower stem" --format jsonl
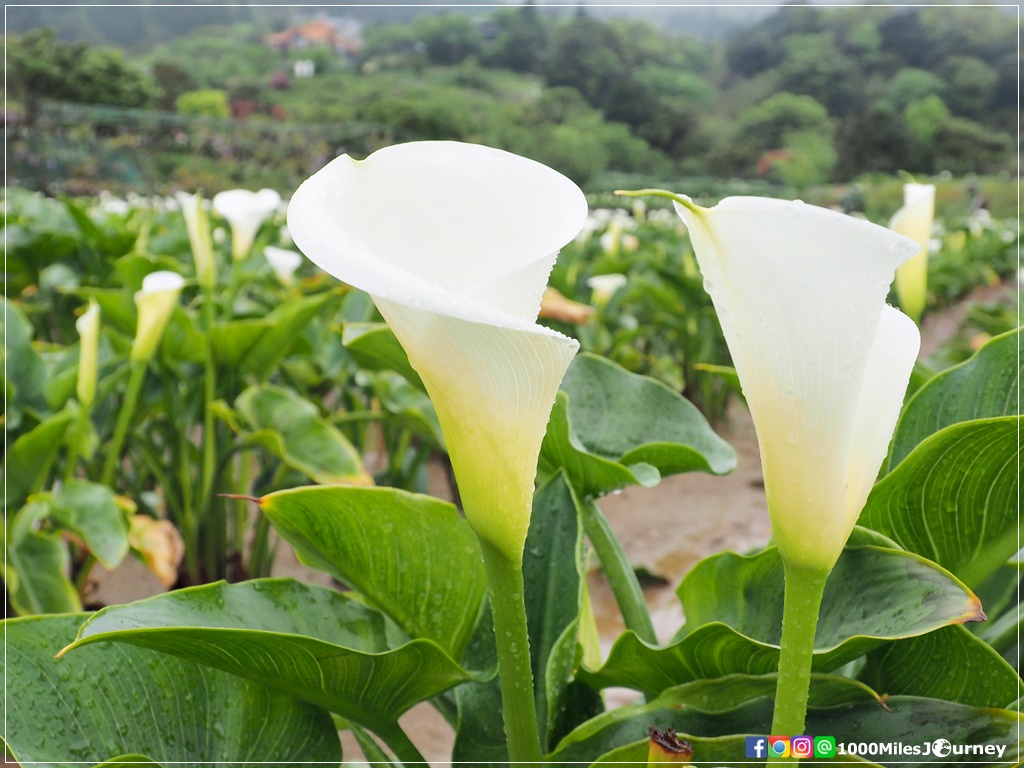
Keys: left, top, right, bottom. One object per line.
{"left": 200, "top": 298, "right": 218, "bottom": 506}
{"left": 769, "top": 561, "right": 830, "bottom": 763}
{"left": 374, "top": 720, "right": 427, "bottom": 765}
{"left": 579, "top": 496, "right": 657, "bottom": 645}
{"left": 63, "top": 403, "right": 91, "bottom": 483}
{"left": 100, "top": 361, "right": 147, "bottom": 487}
{"left": 479, "top": 539, "right": 542, "bottom": 767}
{"left": 200, "top": 295, "right": 222, "bottom": 581}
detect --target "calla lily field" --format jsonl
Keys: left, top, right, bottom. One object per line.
{"left": 3, "top": 140, "right": 1020, "bottom": 767}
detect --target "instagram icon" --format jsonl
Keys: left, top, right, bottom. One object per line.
{"left": 791, "top": 736, "right": 813, "bottom": 758}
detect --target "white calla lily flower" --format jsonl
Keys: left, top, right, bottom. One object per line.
{"left": 586, "top": 273, "right": 627, "bottom": 306}
{"left": 263, "top": 246, "right": 303, "bottom": 286}
{"left": 174, "top": 191, "right": 215, "bottom": 289}
{"left": 75, "top": 300, "right": 101, "bottom": 408}
{"left": 890, "top": 183, "right": 935, "bottom": 323}
{"left": 131, "top": 271, "right": 185, "bottom": 363}
{"left": 673, "top": 195, "right": 921, "bottom": 572}
{"left": 289, "top": 141, "right": 587, "bottom": 560}
{"left": 213, "top": 188, "right": 282, "bottom": 262}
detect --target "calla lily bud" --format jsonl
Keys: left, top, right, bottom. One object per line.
{"left": 587, "top": 273, "right": 627, "bottom": 306}
{"left": 289, "top": 141, "right": 587, "bottom": 560}
{"left": 131, "top": 271, "right": 185, "bottom": 363}
{"left": 669, "top": 194, "right": 921, "bottom": 573}
{"left": 174, "top": 191, "right": 215, "bottom": 289}
{"left": 890, "top": 183, "right": 935, "bottom": 323}
{"left": 263, "top": 245, "right": 303, "bottom": 286}
{"left": 213, "top": 188, "right": 282, "bottom": 262}
{"left": 75, "top": 300, "right": 101, "bottom": 408}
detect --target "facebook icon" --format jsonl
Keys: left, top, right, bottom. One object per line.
{"left": 746, "top": 737, "right": 768, "bottom": 758}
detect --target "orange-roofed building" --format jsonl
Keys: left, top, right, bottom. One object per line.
{"left": 266, "top": 19, "right": 362, "bottom": 58}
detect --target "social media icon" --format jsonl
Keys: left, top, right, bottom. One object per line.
{"left": 814, "top": 736, "right": 837, "bottom": 758}
{"left": 791, "top": 736, "right": 813, "bottom": 758}
{"left": 768, "top": 736, "right": 791, "bottom": 758}
{"left": 745, "top": 736, "right": 768, "bottom": 758}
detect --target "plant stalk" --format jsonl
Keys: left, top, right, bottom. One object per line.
{"left": 769, "top": 561, "right": 830, "bottom": 764}
{"left": 63, "top": 403, "right": 91, "bottom": 483}
{"left": 479, "top": 539, "right": 542, "bottom": 767}
{"left": 579, "top": 496, "right": 657, "bottom": 645}
{"left": 100, "top": 361, "right": 147, "bottom": 487}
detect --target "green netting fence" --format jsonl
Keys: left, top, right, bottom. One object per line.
{"left": 6, "top": 102, "right": 416, "bottom": 196}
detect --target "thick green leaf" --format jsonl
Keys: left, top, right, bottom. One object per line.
{"left": 587, "top": 697, "right": 1020, "bottom": 768}
{"left": 49, "top": 479, "right": 131, "bottom": 569}
{"left": 367, "top": 371, "right": 445, "bottom": 447}
{"left": 888, "top": 328, "right": 1021, "bottom": 470}
{"left": 551, "top": 674, "right": 884, "bottom": 765}
{"left": 584, "top": 546, "right": 982, "bottom": 693}
{"left": 2, "top": 298, "right": 48, "bottom": 415}
{"left": 160, "top": 306, "right": 206, "bottom": 365}
{"left": 342, "top": 322, "right": 424, "bottom": 390}
{"left": 210, "top": 318, "right": 270, "bottom": 368}
{"left": 233, "top": 385, "right": 372, "bottom": 485}
{"left": 4, "top": 613, "right": 342, "bottom": 766}
{"left": 3, "top": 406, "right": 76, "bottom": 505}
{"left": 862, "top": 625, "right": 1023, "bottom": 708}
{"left": 806, "top": 697, "right": 1022, "bottom": 767}
{"left": 540, "top": 353, "right": 736, "bottom": 497}
{"left": 590, "top": 736, "right": 872, "bottom": 766}
{"left": 6, "top": 501, "right": 81, "bottom": 615}
{"left": 243, "top": 291, "right": 339, "bottom": 379}
{"left": 260, "top": 486, "right": 485, "bottom": 659}
{"left": 94, "top": 756, "right": 163, "bottom": 767}
{"left": 61, "top": 579, "right": 475, "bottom": 734}
{"left": 860, "top": 417, "right": 1020, "bottom": 589}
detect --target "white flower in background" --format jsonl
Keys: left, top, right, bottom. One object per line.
{"left": 174, "top": 191, "right": 215, "bottom": 290}
{"left": 586, "top": 273, "right": 627, "bottom": 306}
{"left": 131, "top": 271, "right": 185, "bottom": 363}
{"left": 75, "top": 300, "right": 101, "bottom": 408}
{"left": 264, "top": 246, "right": 303, "bottom": 286}
{"left": 889, "top": 183, "right": 935, "bottom": 323}
{"left": 213, "top": 188, "right": 282, "bottom": 262}
{"left": 673, "top": 195, "right": 920, "bottom": 573}
{"left": 289, "top": 141, "right": 587, "bottom": 560}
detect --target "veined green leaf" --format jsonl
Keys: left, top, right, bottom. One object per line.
{"left": 887, "top": 328, "right": 1021, "bottom": 470}
{"left": 6, "top": 500, "right": 81, "bottom": 615}
{"left": 583, "top": 546, "right": 982, "bottom": 693}
{"left": 862, "top": 625, "right": 1023, "bottom": 708}
{"left": 3, "top": 405, "right": 77, "bottom": 506}
{"left": 540, "top": 353, "right": 736, "bottom": 497}
{"left": 4, "top": 613, "right": 342, "bottom": 766}
{"left": 59, "top": 579, "right": 476, "bottom": 734}
{"left": 551, "top": 674, "right": 883, "bottom": 765}
{"left": 233, "top": 384, "right": 372, "bottom": 485}
{"left": 49, "top": 479, "right": 131, "bottom": 569}
{"left": 861, "top": 416, "right": 1020, "bottom": 589}
{"left": 342, "top": 322, "right": 424, "bottom": 390}
{"left": 260, "top": 486, "right": 485, "bottom": 660}
{"left": 584, "top": 696, "right": 1021, "bottom": 768}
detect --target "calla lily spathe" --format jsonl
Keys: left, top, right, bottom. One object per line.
{"left": 289, "top": 141, "right": 587, "bottom": 560}
{"left": 174, "top": 191, "right": 215, "bottom": 289}
{"left": 890, "top": 183, "right": 935, "bottom": 323}
{"left": 587, "top": 273, "right": 627, "bottom": 305}
{"left": 674, "top": 196, "right": 921, "bottom": 572}
{"left": 75, "top": 300, "right": 101, "bottom": 408}
{"left": 263, "top": 246, "right": 303, "bottom": 286}
{"left": 213, "top": 188, "right": 282, "bottom": 262}
{"left": 131, "top": 271, "right": 185, "bottom": 363}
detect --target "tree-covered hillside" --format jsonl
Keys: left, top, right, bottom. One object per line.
{"left": 5, "top": 3, "right": 1016, "bottom": 194}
